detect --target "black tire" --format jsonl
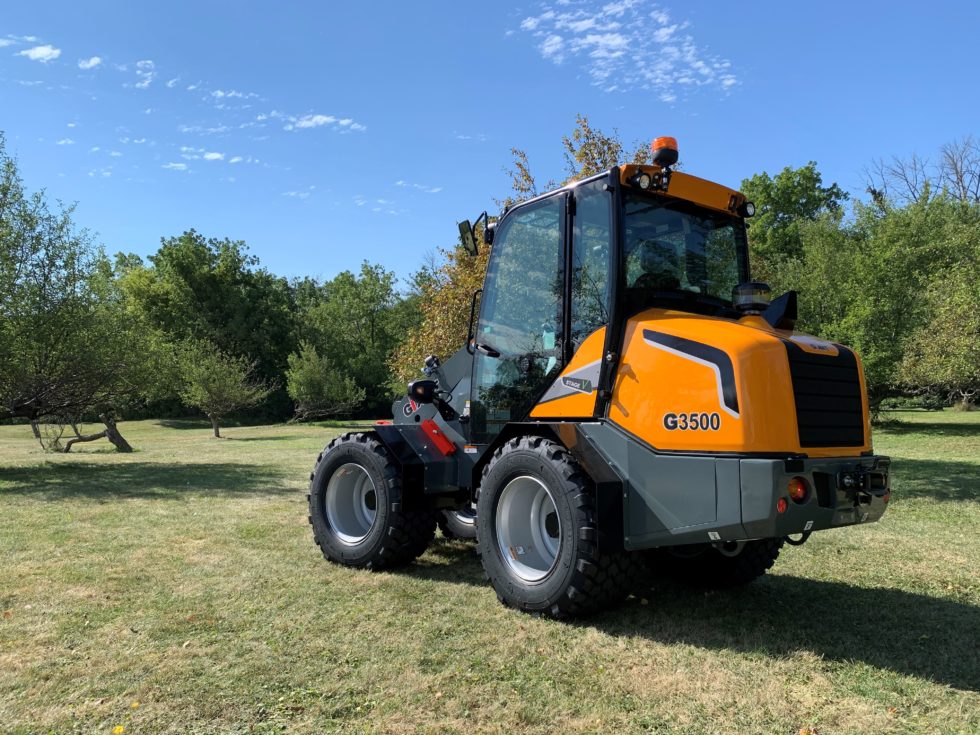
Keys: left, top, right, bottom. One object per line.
{"left": 476, "top": 435, "right": 635, "bottom": 618}
{"left": 438, "top": 505, "right": 478, "bottom": 540}
{"left": 647, "top": 538, "right": 784, "bottom": 588}
{"left": 308, "top": 432, "right": 436, "bottom": 570}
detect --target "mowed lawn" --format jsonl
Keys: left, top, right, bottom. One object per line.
{"left": 1, "top": 413, "right": 978, "bottom": 735}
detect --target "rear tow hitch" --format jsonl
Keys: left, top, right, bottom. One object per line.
{"left": 784, "top": 531, "right": 812, "bottom": 546}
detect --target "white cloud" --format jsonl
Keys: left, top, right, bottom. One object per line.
{"left": 180, "top": 147, "right": 224, "bottom": 161}
{"left": 178, "top": 123, "right": 230, "bottom": 135}
{"left": 78, "top": 56, "right": 102, "bottom": 70}
{"left": 67, "top": 122, "right": 76, "bottom": 128}
{"left": 133, "top": 59, "right": 155, "bottom": 89}
{"left": 56, "top": 138, "right": 74, "bottom": 145}
{"left": 162, "top": 162, "right": 188, "bottom": 171}
{"left": 395, "top": 180, "right": 442, "bottom": 194}
{"left": 109, "top": 151, "right": 122, "bottom": 157}
{"left": 293, "top": 114, "right": 334, "bottom": 129}
{"left": 541, "top": 34, "right": 564, "bottom": 61}
{"left": 0, "top": 40, "right": 13, "bottom": 48}
{"left": 285, "top": 113, "right": 366, "bottom": 132}
{"left": 166, "top": 77, "right": 179, "bottom": 88}
{"left": 89, "top": 146, "right": 101, "bottom": 153}
{"left": 211, "top": 89, "right": 258, "bottom": 100}
{"left": 516, "top": 3, "right": 737, "bottom": 97}
{"left": 229, "top": 156, "right": 244, "bottom": 164}
{"left": 282, "top": 190, "right": 310, "bottom": 199}
{"left": 17, "top": 44, "right": 61, "bottom": 63}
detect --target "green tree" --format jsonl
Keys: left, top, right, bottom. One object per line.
{"left": 178, "top": 340, "right": 273, "bottom": 437}
{"left": 740, "top": 162, "right": 847, "bottom": 271}
{"left": 121, "top": 230, "right": 296, "bottom": 415}
{"left": 300, "top": 262, "right": 405, "bottom": 414}
{"left": 0, "top": 133, "right": 161, "bottom": 450}
{"left": 285, "top": 341, "right": 365, "bottom": 419}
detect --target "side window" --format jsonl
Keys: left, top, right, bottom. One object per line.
{"left": 570, "top": 181, "right": 612, "bottom": 348}
{"left": 472, "top": 196, "right": 564, "bottom": 441}
{"left": 476, "top": 199, "right": 563, "bottom": 355}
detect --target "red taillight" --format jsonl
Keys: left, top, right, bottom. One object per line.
{"left": 788, "top": 476, "right": 809, "bottom": 504}
{"left": 776, "top": 497, "right": 788, "bottom": 514}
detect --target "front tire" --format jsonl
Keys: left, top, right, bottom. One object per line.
{"left": 476, "top": 436, "right": 634, "bottom": 618}
{"left": 308, "top": 432, "right": 436, "bottom": 570}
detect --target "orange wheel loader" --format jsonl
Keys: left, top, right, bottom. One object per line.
{"left": 307, "top": 137, "right": 891, "bottom": 618}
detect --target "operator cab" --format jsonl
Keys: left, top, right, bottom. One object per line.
{"left": 469, "top": 136, "right": 756, "bottom": 442}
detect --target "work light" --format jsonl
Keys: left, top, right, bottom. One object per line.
{"left": 732, "top": 281, "right": 771, "bottom": 313}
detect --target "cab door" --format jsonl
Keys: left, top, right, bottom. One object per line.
{"left": 470, "top": 194, "right": 565, "bottom": 443}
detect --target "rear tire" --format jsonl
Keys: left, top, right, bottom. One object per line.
{"left": 308, "top": 432, "right": 436, "bottom": 570}
{"left": 648, "top": 538, "right": 784, "bottom": 588}
{"left": 438, "top": 505, "right": 478, "bottom": 540}
{"left": 476, "top": 435, "right": 634, "bottom": 618}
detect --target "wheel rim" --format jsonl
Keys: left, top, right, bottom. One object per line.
{"left": 325, "top": 463, "right": 378, "bottom": 545}
{"left": 495, "top": 475, "right": 561, "bottom": 582}
{"left": 449, "top": 503, "right": 477, "bottom": 526}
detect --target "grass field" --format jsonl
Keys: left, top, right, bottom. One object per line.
{"left": 1, "top": 412, "right": 978, "bottom": 734}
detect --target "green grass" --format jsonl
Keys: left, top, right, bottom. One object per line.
{"left": 1, "top": 413, "right": 977, "bottom": 734}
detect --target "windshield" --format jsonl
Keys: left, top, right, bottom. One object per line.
{"left": 623, "top": 193, "right": 747, "bottom": 310}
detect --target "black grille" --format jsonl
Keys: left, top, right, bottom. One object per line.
{"left": 784, "top": 342, "right": 865, "bottom": 447}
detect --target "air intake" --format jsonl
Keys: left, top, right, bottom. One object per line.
{"left": 784, "top": 342, "right": 865, "bottom": 448}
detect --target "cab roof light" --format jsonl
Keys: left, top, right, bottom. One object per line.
{"left": 651, "top": 136, "right": 679, "bottom": 168}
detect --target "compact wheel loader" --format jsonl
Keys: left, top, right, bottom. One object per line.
{"left": 308, "top": 137, "right": 891, "bottom": 618}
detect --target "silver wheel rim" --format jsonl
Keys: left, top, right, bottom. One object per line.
{"left": 495, "top": 475, "right": 561, "bottom": 582}
{"left": 449, "top": 503, "right": 477, "bottom": 526}
{"left": 325, "top": 463, "right": 378, "bottom": 545}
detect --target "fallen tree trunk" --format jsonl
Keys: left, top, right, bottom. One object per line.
{"left": 63, "top": 430, "right": 108, "bottom": 453}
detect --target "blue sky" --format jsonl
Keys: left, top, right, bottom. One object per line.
{"left": 2, "top": 1, "right": 978, "bottom": 284}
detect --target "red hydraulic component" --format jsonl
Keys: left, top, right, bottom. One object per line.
{"left": 420, "top": 418, "right": 457, "bottom": 456}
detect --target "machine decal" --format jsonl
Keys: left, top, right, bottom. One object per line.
{"left": 789, "top": 334, "right": 839, "bottom": 356}
{"left": 663, "top": 412, "right": 721, "bottom": 431}
{"left": 538, "top": 359, "right": 602, "bottom": 403}
{"left": 642, "top": 330, "right": 740, "bottom": 418}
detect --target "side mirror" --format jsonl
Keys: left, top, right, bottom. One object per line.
{"left": 458, "top": 221, "right": 478, "bottom": 256}
{"left": 762, "top": 290, "right": 798, "bottom": 331}
{"left": 408, "top": 379, "right": 438, "bottom": 404}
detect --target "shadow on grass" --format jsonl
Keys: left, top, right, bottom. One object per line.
{"left": 0, "top": 462, "right": 292, "bottom": 500}
{"left": 156, "top": 419, "right": 219, "bottom": 430}
{"left": 891, "top": 457, "right": 980, "bottom": 502}
{"left": 410, "top": 542, "right": 980, "bottom": 691}
{"left": 228, "top": 436, "right": 295, "bottom": 443}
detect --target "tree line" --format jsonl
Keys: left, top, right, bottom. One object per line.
{"left": 1, "top": 121, "right": 977, "bottom": 450}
